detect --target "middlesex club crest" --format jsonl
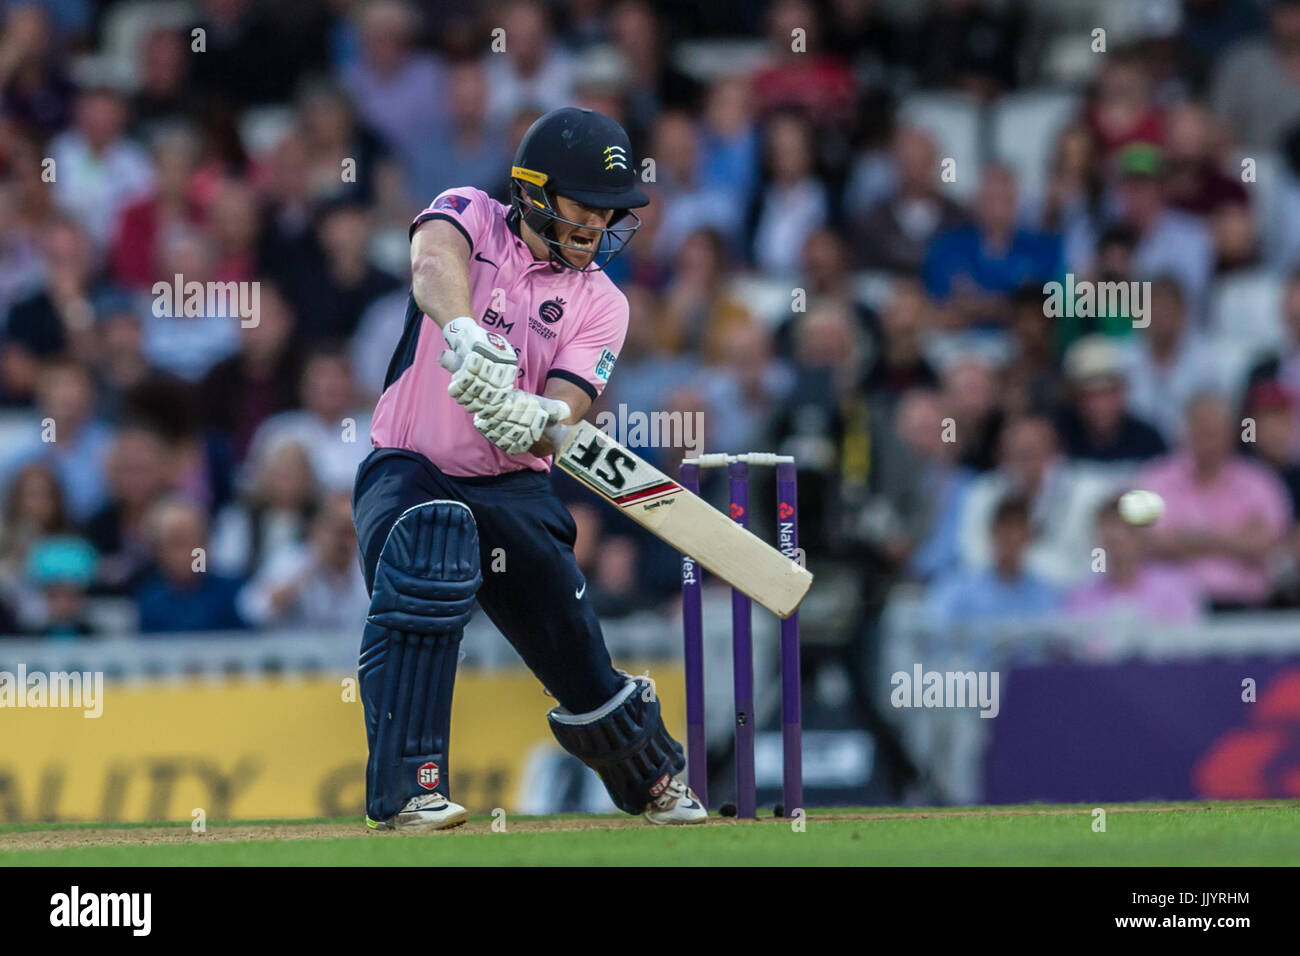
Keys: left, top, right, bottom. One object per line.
{"left": 538, "top": 298, "right": 565, "bottom": 324}
{"left": 603, "top": 145, "right": 628, "bottom": 171}
{"left": 417, "top": 761, "right": 440, "bottom": 790}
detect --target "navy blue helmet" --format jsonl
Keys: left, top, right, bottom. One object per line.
{"left": 510, "top": 107, "right": 649, "bottom": 272}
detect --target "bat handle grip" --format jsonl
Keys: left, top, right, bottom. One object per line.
{"left": 544, "top": 423, "right": 571, "bottom": 449}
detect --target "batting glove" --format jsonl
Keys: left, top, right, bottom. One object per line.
{"left": 438, "top": 317, "right": 518, "bottom": 414}
{"left": 473, "top": 390, "right": 570, "bottom": 456}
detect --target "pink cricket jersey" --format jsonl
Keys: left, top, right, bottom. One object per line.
{"left": 369, "top": 187, "right": 629, "bottom": 477}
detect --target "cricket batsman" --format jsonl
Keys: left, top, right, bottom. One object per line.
{"left": 352, "top": 107, "right": 707, "bottom": 830}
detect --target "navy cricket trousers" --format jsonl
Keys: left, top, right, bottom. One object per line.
{"left": 352, "top": 447, "right": 624, "bottom": 713}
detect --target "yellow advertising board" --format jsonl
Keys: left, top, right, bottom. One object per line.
{"left": 0, "top": 663, "right": 683, "bottom": 823}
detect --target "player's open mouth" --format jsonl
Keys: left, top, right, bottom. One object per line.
{"left": 569, "top": 234, "right": 596, "bottom": 249}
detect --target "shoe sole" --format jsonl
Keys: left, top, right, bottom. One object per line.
{"left": 643, "top": 812, "right": 709, "bottom": 826}
{"left": 366, "top": 808, "right": 470, "bottom": 832}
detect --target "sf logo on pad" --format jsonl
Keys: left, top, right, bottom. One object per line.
{"left": 417, "top": 762, "right": 440, "bottom": 790}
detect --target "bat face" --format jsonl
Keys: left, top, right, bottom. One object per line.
{"left": 558, "top": 423, "right": 681, "bottom": 509}
{"left": 553, "top": 421, "right": 813, "bottom": 618}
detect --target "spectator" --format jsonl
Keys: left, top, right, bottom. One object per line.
{"left": 923, "top": 165, "right": 1063, "bottom": 330}
{"left": 700, "top": 318, "right": 780, "bottom": 455}
{"left": 297, "top": 76, "right": 392, "bottom": 204}
{"left": 941, "top": 354, "right": 1002, "bottom": 472}
{"left": 131, "top": 28, "right": 194, "bottom": 134}
{"left": 245, "top": 345, "right": 372, "bottom": 493}
{"left": 1111, "top": 143, "right": 1215, "bottom": 317}
{"left": 140, "top": 228, "right": 241, "bottom": 382}
{"left": 211, "top": 440, "right": 318, "bottom": 580}
{"left": 22, "top": 536, "right": 97, "bottom": 637}
{"left": 926, "top": 495, "right": 1058, "bottom": 627}
{"left": 482, "top": 0, "right": 575, "bottom": 127}
{"left": 47, "top": 87, "right": 153, "bottom": 248}
{"left": 1056, "top": 335, "right": 1167, "bottom": 464}
{"left": 1085, "top": 48, "right": 1166, "bottom": 158}
{"left": 1057, "top": 223, "right": 1143, "bottom": 342}
{"left": 862, "top": 278, "right": 940, "bottom": 405}
{"left": 136, "top": 498, "right": 246, "bottom": 634}
{"left": 208, "top": 179, "right": 260, "bottom": 284}
{"left": 696, "top": 75, "right": 759, "bottom": 203}
{"left": 1182, "top": 0, "right": 1267, "bottom": 89}
{"left": 0, "top": 4, "right": 73, "bottom": 137}
{"left": 281, "top": 198, "right": 401, "bottom": 343}
{"left": 340, "top": 0, "right": 444, "bottom": 175}
{"left": 0, "top": 462, "right": 71, "bottom": 587}
{"left": 751, "top": 0, "right": 855, "bottom": 125}
{"left": 0, "top": 181, "right": 45, "bottom": 321}
{"left": 1163, "top": 103, "right": 1250, "bottom": 216}
{"left": 1246, "top": 269, "right": 1300, "bottom": 398}
{"left": 1, "top": 359, "right": 112, "bottom": 522}
{"left": 659, "top": 228, "right": 751, "bottom": 357}
{"left": 236, "top": 491, "right": 368, "bottom": 629}
{"left": 349, "top": 288, "right": 412, "bottom": 399}
{"left": 409, "top": 61, "right": 505, "bottom": 202}
{"left": 1036, "top": 123, "right": 1105, "bottom": 243}
{"left": 1211, "top": 0, "right": 1300, "bottom": 149}
{"left": 610, "top": 0, "right": 701, "bottom": 141}
{"left": 1065, "top": 497, "right": 1203, "bottom": 622}
{"left": 110, "top": 127, "right": 203, "bottom": 290}
{"left": 957, "top": 414, "right": 1118, "bottom": 586}
{"left": 1241, "top": 381, "right": 1300, "bottom": 514}
{"left": 84, "top": 425, "right": 173, "bottom": 595}
{"left": 1139, "top": 393, "right": 1291, "bottom": 609}
{"left": 915, "top": 0, "right": 1025, "bottom": 98}
{"left": 647, "top": 110, "right": 741, "bottom": 262}
{"left": 188, "top": 0, "right": 302, "bottom": 108}
{"left": 853, "top": 126, "right": 967, "bottom": 274}
{"left": 770, "top": 299, "right": 869, "bottom": 551}
{"left": 3, "top": 218, "right": 100, "bottom": 403}
{"left": 200, "top": 281, "right": 302, "bottom": 462}
{"left": 1125, "top": 276, "right": 1222, "bottom": 443}
{"left": 868, "top": 388, "right": 974, "bottom": 582}
{"left": 1002, "top": 285, "right": 1063, "bottom": 417}
{"left": 749, "top": 110, "right": 829, "bottom": 277}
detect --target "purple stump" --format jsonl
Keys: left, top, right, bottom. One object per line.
{"left": 729, "top": 461, "right": 756, "bottom": 818}
{"left": 776, "top": 462, "right": 804, "bottom": 817}
{"left": 678, "top": 462, "right": 707, "bottom": 808}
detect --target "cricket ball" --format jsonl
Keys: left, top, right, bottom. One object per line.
{"left": 1118, "top": 489, "right": 1165, "bottom": 526}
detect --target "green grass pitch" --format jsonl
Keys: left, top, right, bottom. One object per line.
{"left": 3, "top": 802, "right": 1297, "bottom": 866}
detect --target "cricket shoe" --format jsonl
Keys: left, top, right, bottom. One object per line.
{"left": 366, "top": 793, "right": 469, "bottom": 832}
{"left": 643, "top": 776, "right": 708, "bottom": 825}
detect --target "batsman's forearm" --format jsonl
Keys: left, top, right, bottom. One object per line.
{"left": 411, "top": 248, "right": 474, "bottom": 331}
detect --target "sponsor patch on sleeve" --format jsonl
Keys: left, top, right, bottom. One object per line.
{"left": 434, "top": 194, "right": 471, "bottom": 213}
{"left": 595, "top": 348, "right": 617, "bottom": 382}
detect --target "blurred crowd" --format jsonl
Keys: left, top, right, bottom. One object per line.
{"left": 2, "top": 0, "right": 1300, "bottom": 638}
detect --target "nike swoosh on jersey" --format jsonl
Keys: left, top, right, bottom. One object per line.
{"left": 474, "top": 252, "right": 499, "bottom": 268}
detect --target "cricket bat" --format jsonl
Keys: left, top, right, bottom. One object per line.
{"left": 437, "top": 349, "right": 813, "bottom": 616}
{"left": 547, "top": 420, "right": 813, "bottom": 618}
